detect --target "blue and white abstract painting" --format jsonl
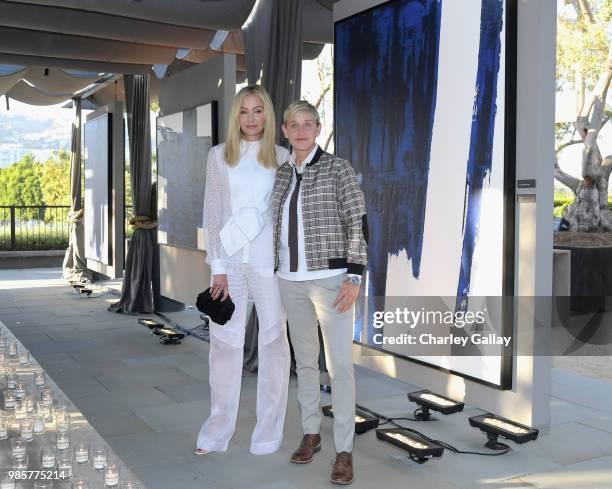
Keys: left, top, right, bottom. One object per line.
{"left": 335, "top": 0, "right": 508, "bottom": 386}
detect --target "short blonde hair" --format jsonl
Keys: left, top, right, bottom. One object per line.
{"left": 224, "top": 85, "right": 278, "bottom": 169}
{"left": 283, "top": 100, "right": 320, "bottom": 125}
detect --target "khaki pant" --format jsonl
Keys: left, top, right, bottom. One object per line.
{"left": 279, "top": 273, "right": 356, "bottom": 453}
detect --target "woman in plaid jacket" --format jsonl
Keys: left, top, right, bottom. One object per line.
{"left": 270, "top": 100, "right": 368, "bottom": 485}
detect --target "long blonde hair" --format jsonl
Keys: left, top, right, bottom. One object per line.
{"left": 224, "top": 85, "right": 278, "bottom": 169}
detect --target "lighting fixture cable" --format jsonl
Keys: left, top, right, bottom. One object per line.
{"left": 358, "top": 405, "right": 510, "bottom": 457}
{"left": 357, "top": 404, "right": 421, "bottom": 423}
{"left": 155, "top": 311, "right": 209, "bottom": 341}
{"left": 395, "top": 424, "right": 510, "bottom": 457}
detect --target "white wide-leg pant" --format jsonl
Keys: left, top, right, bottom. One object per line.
{"left": 196, "top": 264, "right": 290, "bottom": 455}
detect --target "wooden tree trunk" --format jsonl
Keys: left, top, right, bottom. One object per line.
{"left": 556, "top": 42, "right": 612, "bottom": 231}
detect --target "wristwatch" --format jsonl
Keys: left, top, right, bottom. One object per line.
{"left": 347, "top": 275, "right": 362, "bottom": 285}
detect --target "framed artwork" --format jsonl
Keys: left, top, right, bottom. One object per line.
{"left": 156, "top": 101, "right": 218, "bottom": 251}
{"left": 335, "top": 0, "right": 516, "bottom": 388}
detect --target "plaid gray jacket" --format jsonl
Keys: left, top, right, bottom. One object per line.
{"left": 271, "top": 147, "right": 368, "bottom": 275}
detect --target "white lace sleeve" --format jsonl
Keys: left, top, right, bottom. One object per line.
{"left": 203, "top": 146, "right": 229, "bottom": 275}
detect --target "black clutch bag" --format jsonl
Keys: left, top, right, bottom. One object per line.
{"left": 196, "top": 288, "right": 235, "bottom": 325}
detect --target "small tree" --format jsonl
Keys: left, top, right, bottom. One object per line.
{"left": 0, "top": 154, "right": 43, "bottom": 219}
{"left": 556, "top": 0, "right": 612, "bottom": 231}
{"left": 302, "top": 44, "right": 334, "bottom": 152}
{"left": 41, "top": 150, "right": 71, "bottom": 212}
{"left": 314, "top": 45, "right": 334, "bottom": 151}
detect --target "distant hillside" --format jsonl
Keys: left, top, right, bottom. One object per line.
{"left": 0, "top": 113, "right": 53, "bottom": 137}
{"left": 0, "top": 112, "right": 71, "bottom": 168}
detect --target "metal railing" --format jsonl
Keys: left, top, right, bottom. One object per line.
{"left": 0, "top": 205, "right": 70, "bottom": 251}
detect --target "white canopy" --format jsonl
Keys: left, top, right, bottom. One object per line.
{"left": 0, "top": 0, "right": 339, "bottom": 107}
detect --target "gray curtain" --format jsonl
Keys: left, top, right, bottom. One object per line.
{"left": 62, "top": 97, "right": 93, "bottom": 283}
{"left": 109, "top": 74, "right": 156, "bottom": 314}
{"left": 243, "top": 0, "right": 303, "bottom": 144}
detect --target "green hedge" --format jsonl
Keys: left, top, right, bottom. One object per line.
{"left": 0, "top": 227, "right": 68, "bottom": 251}
{"left": 553, "top": 194, "right": 612, "bottom": 219}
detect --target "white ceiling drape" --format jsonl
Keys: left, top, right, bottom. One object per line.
{"left": 0, "top": 0, "right": 339, "bottom": 106}
{"left": 0, "top": 66, "right": 30, "bottom": 96}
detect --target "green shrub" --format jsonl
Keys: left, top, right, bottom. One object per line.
{"left": 553, "top": 192, "right": 612, "bottom": 219}
{"left": 0, "top": 223, "right": 69, "bottom": 251}
{"left": 554, "top": 203, "right": 569, "bottom": 218}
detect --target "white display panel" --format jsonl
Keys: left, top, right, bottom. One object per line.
{"left": 156, "top": 102, "right": 217, "bottom": 251}
{"left": 84, "top": 113, "right": 111, "bottom": 266}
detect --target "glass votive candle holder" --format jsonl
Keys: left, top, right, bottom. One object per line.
{"left": 18, "top": 351, "right": 29, "bottom": 367}
{"left": 120, "top": 480, "right": 140, "bottom": 489}
{"left": 20, "top": 418, "right": 33, "bottom": 441}
{"left": 92, "top": 447, "right": 107, "bottom": 471}
{"left": 0, "top": 471, "right": 15, "bottom": 489}
{"left": 40, "top": 389, "right": 53, "bottom": 406}
{"left": 34, "top": 369, "right": 46, "bottom": 387}
{"left": 57, "top": 451, "right": 73, "bottom": 479}
{"left": 6, "top": 368, "right": 17, "bottom": 389}
{"left": 32, "top": 413, "right": 45, "bottom": 435}
{"left": 7, "top": 341, "right": 17, "bottom": 358}
{"left": 24, "top": 394, "right": 34, "bottom": 414}
{"left": 14, "top": 383, "right": 26, "bottom": 400}
{"left": 56, "top": 419, "right": 70, "bottom": 434}
{"left": 3, "top": 390, "right": 15, "bottom": 409}
{"left": 71, "top": 480, "right": 89, "bottom": 489}
{"left": 14, "top": 400, "right": 26, "bottom": 420}
{"left": 36, "top": 401, "right": 50, "bottom": 418}
{"left": 56, "top": 431, "right": 70, "bottom": 451}
{"left": 0, "top": 414, "right": 8, "bottom": 440}
{"left": 74, "top": 441, "right": 90, "bottom": 464}
{"left": 10, "top": 438, "right": 26, "bottom": 458}
{"left": 12, "top": 453, "right": 28, "bottom": 470}
{"left": 53, "top": 406, "right": 67, "bottom": 424}
{"left": 33, "top": 481, "right": 54, "bottom": 489}
{"left": 40, "top": 446, "right": 56, "bottom": 469}
{"left": 104, "top": 459, "right": 120, "bottom": 487}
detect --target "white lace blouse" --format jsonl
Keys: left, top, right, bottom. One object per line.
{"left": 203, "top": 140, "right": 290, "bottom": 275}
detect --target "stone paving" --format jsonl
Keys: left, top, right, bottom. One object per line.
{"left": 1, "top": 268, "right": 612, "bottom": 489}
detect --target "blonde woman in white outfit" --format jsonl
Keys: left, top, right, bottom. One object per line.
{"left": 195, "top": 85, "right": 291, "bottom": 455}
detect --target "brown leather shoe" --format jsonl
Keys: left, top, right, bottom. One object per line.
{"left": 330, "top": 452, "right": 353, "bottom": 485}
{"left": 289, "top": 434, "right": 321, "bottom": 464}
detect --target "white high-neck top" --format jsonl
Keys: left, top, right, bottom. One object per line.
{"left": 203, "top": 139, "right": 290, "bottom": 275}
{"left": 228, "top": 140, "right": 274, "bottom": 217}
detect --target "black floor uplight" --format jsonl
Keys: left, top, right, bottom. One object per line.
{"left": 137, "top": 319, "right": 185, "bottom": 344}
{"left": 376, "top": 428, "right": 444, "bottom": 464}
{"left": 72, "top": 283, "right": 92, "bottom": 296}
{"left": 157, "top": 328, "right": 185, "bottom": 345}
{"left": 469, "top": 413, "right": 539, "bottom": 450}
{"left": 138, "top": 318, "right": 163, "bottom": 328}
{"left": 322, "top": 405, "right": 380, "bottom": 434}
{"left": 407, "top": 390, "right": 464, "bottom": 420}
